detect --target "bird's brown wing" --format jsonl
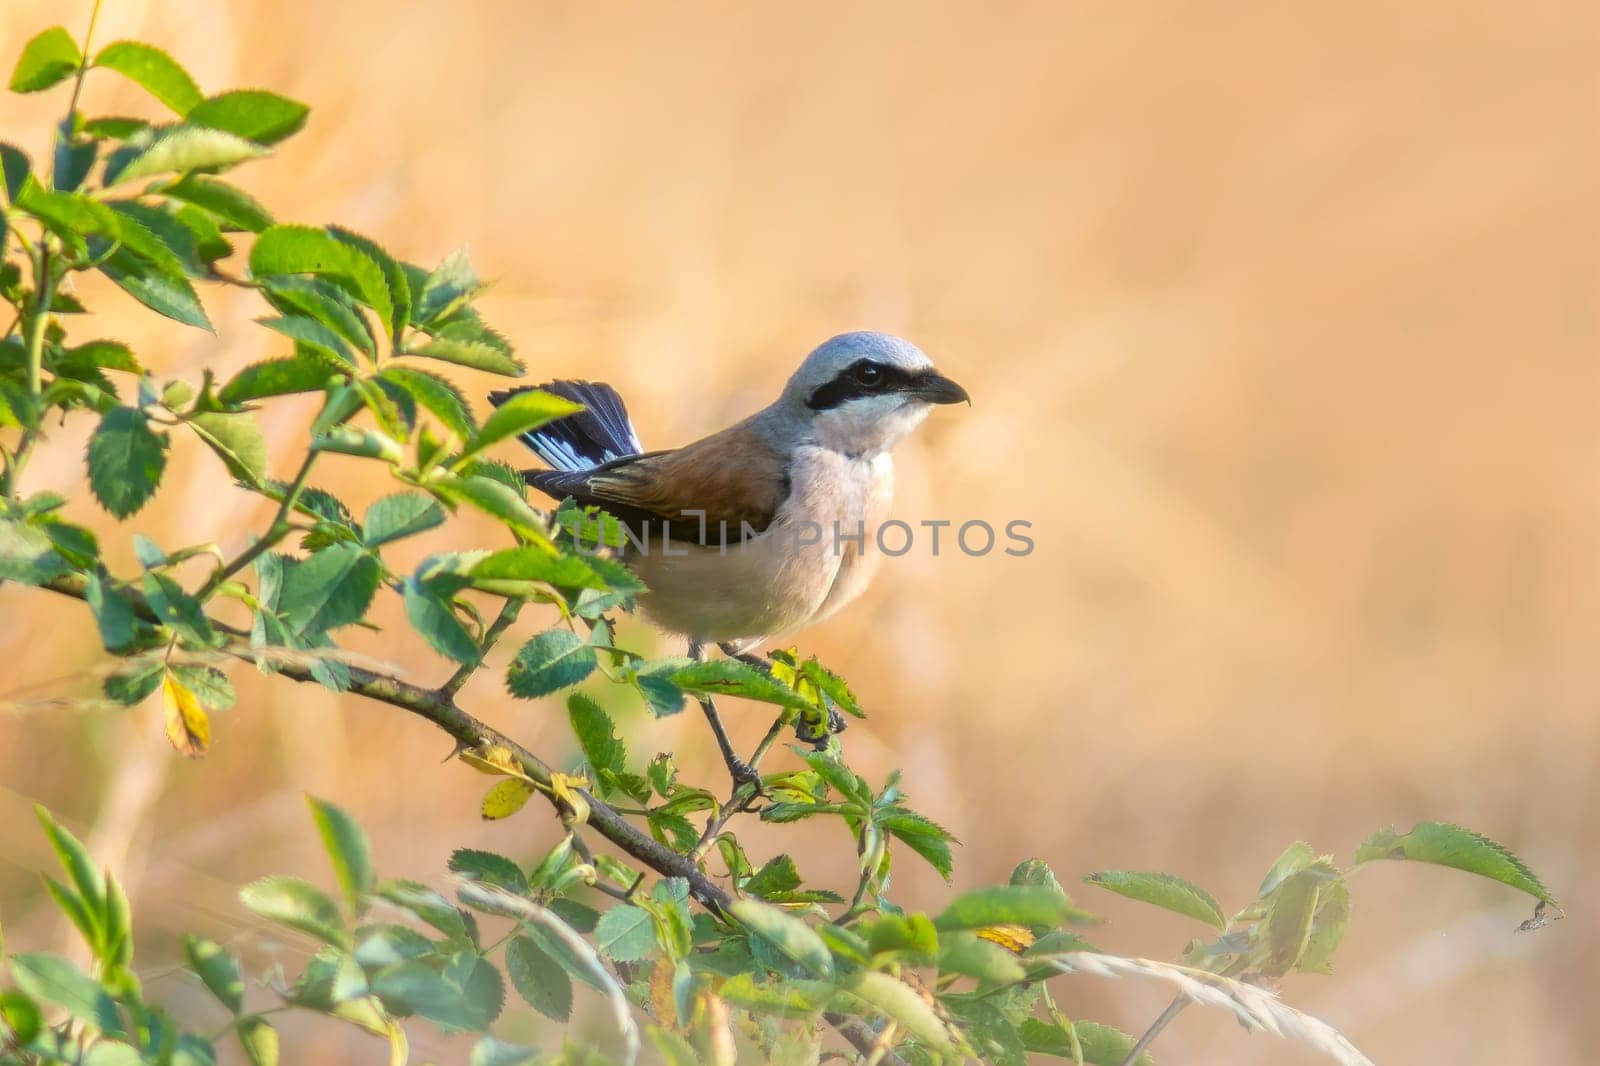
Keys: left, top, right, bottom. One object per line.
{"left": 528, "top": 418, "right": 789, "bottom": 546}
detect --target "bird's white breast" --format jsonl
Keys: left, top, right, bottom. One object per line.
{"left": 629, "top": 447, "right": 893, "bottom": 645}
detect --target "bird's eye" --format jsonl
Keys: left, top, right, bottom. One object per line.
{"left": 851, "top": 362, "right": 885, "bottom": 388}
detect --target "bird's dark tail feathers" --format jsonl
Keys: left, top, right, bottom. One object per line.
{"left": 489, "top": 381, "right": 644, "bottom": 472}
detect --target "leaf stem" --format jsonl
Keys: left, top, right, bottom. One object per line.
{"left": 198, "top": 448, "right": 318, "bottom": 600}
{"left": 439, "top": 599, "right": 521, "bottom": 698}
{"left": 65, "top": 0, "right": 106, "bottom": 122}
{"left": 3, "top": 245, "right": 58, "bottom": 499}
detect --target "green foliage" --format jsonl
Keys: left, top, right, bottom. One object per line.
{"left": 0, "top": 14, "right": 1563, "bottom": 1066}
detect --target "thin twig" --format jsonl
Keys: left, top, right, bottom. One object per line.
{"left": 197, "top": 450, "right": 318, "bottom": 600}
{"left": 440, "top": 600, "right": 521, "bottom": 698}
{"left": 1119, "top": 994, "right": 1188, "bottom": 1065}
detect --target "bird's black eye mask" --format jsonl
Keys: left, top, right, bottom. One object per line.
{"left": 806, "top": 359, "right": 921, "bottom": 410}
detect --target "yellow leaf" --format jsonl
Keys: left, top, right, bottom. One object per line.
{"left": 459, "top": 743, "right": 525, "bottom": 777}
{"left": 161, "top": 672, "right": 210, "bottom": 757}
{"left": 548, "top": 771, "right": 591, "bottom": 824}
{"left": 975, "top": 924, "right": 1035, "bottom": 954}
{"left": 481, "top": 778, "right": 535, "bottom": 820}
{"left": 649, "top": 957, "right": 676, "bottom": 1027}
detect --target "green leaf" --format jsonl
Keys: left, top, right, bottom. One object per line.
{"left": 669, "top": 659, "right": 813, "bottom": 711}
{"left": 470, "top": 1037, "right": 542, "bottom": 1066}
{"left": 328, "top": 227, "right": 410, "bottom": 338}
{"left": 1020, "top": 1018, "right": 1152, "bottom": 1065}
{"left": 103, "top": 663, "right": 164, "bottom": 705}
{"left": 458, "top": 389, "right": 582, "bottom": 464}
{"left": 402, "top": 336, "right": 523, "bottom": 376}
{"left": 935, "top": 886, "right": 1082, "bottom": 932}
{"left": 250, "top": 225, "right": 394, "bottom": 333}
{"left": 799, "top": 657, "right": 864, "bottom": 717}
{"left": 98, "top": 247, "right": 212, "bottom": 329}
{"left": 66, "top": 340, "right": 141, "bottom": 373}
{"left": 219, "top": 356, "right": 335, "bottom": 404}
{"left": 170, "top": 665, "right": 235, "bottom": 710}
{"left": 275, "top": 544, "right": 381, "bottom": 636}
{"left": 505, "top": 935, "right": 572, "bottom": 1020}
{"left": 142, "top": 571, "right": 216, "bottom": 646}
{"left": 102, "top": 203, "right": 192, "bottom": 277}
{"left": 568, "top": 692, "right": 625, "bottom": 776}
{"left": 236, "top": 1016, "right": 279, "bottom": 1066}
{"left": 85, "top": 407, "right": 168, "bottom": 517}
{"left": 1262, "top": 866, "right": 1330, "bottom": 975}
{"left": 188, "top": 410, "right": 267, "bottom": 484}
{"left": 371, "top": 962, "right": 478, "bottom": 1029}
{"left": 938, "top": 930, "right": 1027, "bottom": 985}
{"left": 34, "top": 807, "right": 105, "bottom": 928}
{"left": 10, "top": 28, "right": 80, "bottom": 93}
{"left": 0, "top": 517, "right": 67, "bottom": 585}
{"left": 881, "top": 810, "right": 956, "bottom": 881}
{"left": 8, "top": 953, "right": 120, "bottom": 1034}
{"left": 258, "top": 314, "right": 355, "bottom": 368}
{"left": 864, "top": 912, "right": 939, "bottom": 960}
{"left": 0, "top": 991, "right": 41, "bottom": 1046}
{"left": 1082, "top": 871, "right": 1226, "bottom": 931}
{"left": 107, "top": 125, "right": 267, "bottom": 186}
{"left": 184, "top": 936, "right": 244, "bottom": 1014}
{"left": 468, "top": 545, "right": 606, "bottom": 592}
{"left": 1257, "top": 841, "right": 1317, "bottom": 897}
{"left": 1298, "top": 874, "right": 1351, "bottom": 975}
{"left": 593, "top": 903, "right": 657, "bottom": 962}
{"left": 187, "top": 90, "right": 308, "bottom": 145}
{"left": 714, "top": 973, "right": 827, "bottom": 1018}
{"left": 364, "top": 493, "right": 444, "bottom": 547}
{"left": 403, "top": 572, "right": 479, "bottom": 664}
{"left": 260, "top": 277, "right": 376, "bottom": 357}
{"left": 1354, "top": 822, "right": 1557, "bottom": 906}
{"left": 161, "top": 175, "right": 272, "bottom": 232}
{"left": 506, "top": 629, "right": 595, "bottom": 698}
{"left": 84, "top": 573, "right": 137, "bottom": 650}
{"left": 239, "top": 876, "right": 348, "bottom": 948}
{"left": 436, "top": 473, "right": 551, "bottom": 543}
{"left": 730, "top": 900, "right": 833, "bottom": 978}
{"left": 94, "top": 42, "right": 203, "bottom": 115}
{"left": 375, "top": 880, "right": 474, "bottom": 946}
{"left": 307, "top": 796, "right": 375, "bottom": 914}
{"left": 414, "top": 249, "right": 480, "bottom": 324}
{"left": 834, "top": 971, "right": 953, "bottom": 1053}
{"left": 376, "top": 366, "right": 475, "bottom": 441}
{"left": 448, "top": 849, "right": 528, "bottom": 894}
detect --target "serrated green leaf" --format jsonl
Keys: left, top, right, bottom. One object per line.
{"left": 375, "top": 880, "right": 474, "bottom": 945}
{"left": 1298, "top": 875, "right": 1350, "bottom": 974}
{"left": 938, "top": 930, "right": 1027, "bottom": 985}
{"left": 103, "top": 663, "right": 163, "bottom": 705}
{"left": 669, "top": 659, "right": 813, "bottom": 711}
{"left": 935, "top": 885, "right": 1082, "bottom": 932}
{"left": 85, "top": 406, "right": 167, "bottom": 517}
{"left": 170, "top": 665, "right": 235, "bottom": 710}
{"left": 240, "top": 876, "right": 347, "bottom": 947}
{"left": 219, "top": 356, "right": 333, "bottom": 404}
{"left": 98, "top": 247, "right": 212, "bottom": 329}
{"left": 94, "top": 42, "right": 202, "bottom": 115}
{"left": 730, "top": 900, "right": 832, "bottom": 978}
{"left": 448, "top": 849, "right": 528, "bottom": 894}
{"left": 568, "top": 692, "right": 625, "bottom": 776}
{"left": 834, "top": 970, "right": 952, "bottom": 1052}
{"left": 10, "top": 953, "right": 122, "bottom": 1035}
{"left": 1020, "top": 1018, "right": 1152, "bottom": 1065}
{"left": 83, "top": 573, "right": 137, "bottom": 650}
{"left": 188, "top": 410, "right": 267, "bottom": 484}
{"left": 467, "top": 545, "right": 606, "bottom": 593}
{"left": 715, "top": 973, "right": 827, "bottom": 1018}
{"left": 414, "top": 249, "right": 480, "bottom": 324}
{"left": 403, "top": 572, "right": 479, "bottom": 664}
{"left": 376, "top": 366, "right": 475, "bottom": 441}
{"left": 258, "top": 314, "right": 354, "bottom": 368}
{"left": 864, "top": 912, "right": 939, "bottom": 960}
{"left": 161, "top": 175, "right": 272, "bottom": 232}
{"left": 505, "top": 935, "right": 572, "bottom": 1020}
{"left": 1083, "top": 870, "right": 1226, "bottom": 931}
{"left": 260, "top": 277, "right": 376, "bottom": 357}
{"left": 188, "top": 90, "right": 308, "bottom": 145}
{"left": 307, "top": 796, "right": 374, "bottom": 913}
{"left": 1353, "top": 822, "right": 1557, "bottom": 906}
{"left": 371, "top": 961, "right": 479, "bottom": 1029}
{"left": 364, "top": 493, "right": 444, "bottom": 547}
{"left": 0, "top": 517, "right": 67, "bottom": 585}
{"left": 458, "top": 389, "right": 581, "bottom": 465}
{"left": 250, "top": 225, "right": 394, "bottom": 333}
{"left": 275, "top": 544, "right": 380, "bottom": 637}
{"left": 506, "top": 629, "right": 594, "bottom": 698}
{"left": 593, "top": 903, "right": 657, "bottom": 962}
{"left": 107, "top": 125, "right": 266, "bottom": 186}
{"left": 184, "top": 936, "right": 243, "bottom": 1014}
{"left": 881, "top": 810, "right": 956, "bottom": 881}
{"left": 10, "top": 28, "right": 80, "bottom": 93}
{"left": 328, "top": 227, "right": 409, "bottom": 338}
{"left": 142, "top": 571, "right": 216, "bottom": 646}
{"left": 402, "top": 336, "right": 523, "bottom": 376}
{"left": 1262, "top": 866, "right": 1326, "bottom": 975}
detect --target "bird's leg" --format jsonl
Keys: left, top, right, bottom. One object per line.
{"left": 689, "top": 641, "right": 762, "bottom": 791}
{"left": 719, "top": 642, "right": 848, "bottom": 746}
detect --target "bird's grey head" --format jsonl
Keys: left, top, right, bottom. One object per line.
{"left": 776, "top": 332, "right": 968, "bottom": 457}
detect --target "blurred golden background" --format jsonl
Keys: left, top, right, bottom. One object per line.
{"left": 2, "top": 0, "right": 1595, "bottom": 1062}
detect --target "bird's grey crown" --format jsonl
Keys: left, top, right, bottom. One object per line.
{"left": 779, "top": 332, "right": 933, "bottom": 404}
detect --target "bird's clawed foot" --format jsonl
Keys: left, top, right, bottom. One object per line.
{"left": 725, "top": 755, "right": 765, "bottom": 795}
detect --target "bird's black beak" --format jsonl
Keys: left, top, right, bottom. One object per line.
{"left": 912, "top": 371, "right": 970, "bottom": 405}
